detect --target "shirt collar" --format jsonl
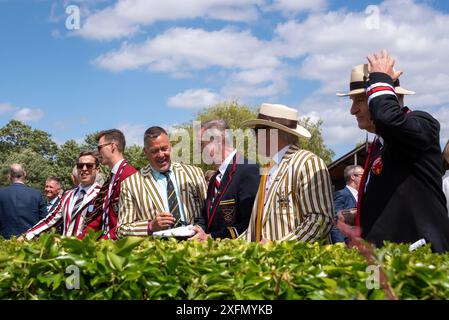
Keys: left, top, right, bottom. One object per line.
{"left": 272, "top": 144, "right": 292, "bottom": 165}
{"left": 150, "top": 163, "right": 174, "bottom": 179}
{"left": 111, "top": 159, "right": 125, "bottom": 175}
{"left": 78, "top": 183, "right": 95, "bottom": 195}
{"left": 218, "top": 149, "right": 237, "bottom": 176}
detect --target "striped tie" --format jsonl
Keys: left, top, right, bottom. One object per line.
{"left": 164, "top": 172, "right": 182, "bottom": 227}
{"left": 72, "top": 189, "right": 86, "bottom": 215}
{"left": 213, "top": 172, "right": 222, "bottom": 201}
{"left": 85, "top": 174, "right": 111, "bottom": 225}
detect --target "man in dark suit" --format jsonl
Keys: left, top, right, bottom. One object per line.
{"left": 331, "top": 165, "right": 363, "bottom": 243}
{"left": 0, "top": 164, "right": 47, "bottom": 239}
{"left": 337, "top": 50, "right": 449, "bottom": 252}
{"left": 190, "top": 120, "right": 260, "bottom": 240}
{"left": 83, "top": 129, "right": 137, "bottom": 240}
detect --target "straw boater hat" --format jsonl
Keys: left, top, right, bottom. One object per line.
{"left": 336, "top": 64, "right": 415, "bottom": 97}
{"left": 242, "top": 103, "right": 311, "bottom": 139}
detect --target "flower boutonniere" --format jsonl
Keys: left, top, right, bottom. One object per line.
{"left": 372, "top": 156, "right": 384, "bottom": 175}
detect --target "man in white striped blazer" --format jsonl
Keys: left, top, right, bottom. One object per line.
{"left": 117, "top": 127, "right": 207, "bottom": 238}
{"left": 20, "top": 151, "right": 102, "bottom": 240}
{"left": 241, "top": 103, "right": 334, "bottom": 243}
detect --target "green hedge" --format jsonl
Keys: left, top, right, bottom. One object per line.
{"left": 1, "top": 232, "right": 449, "bottom": 300}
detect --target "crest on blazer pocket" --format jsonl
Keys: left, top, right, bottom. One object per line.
{"left": 219, "top": 199, "right": 236, "bottom": 224}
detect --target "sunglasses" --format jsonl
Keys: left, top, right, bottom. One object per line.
{"left": 97, "top": 142, "right": 113, "bottom": 152}
{"left": 76, "top": 163, "right": 96, "bottom": 170}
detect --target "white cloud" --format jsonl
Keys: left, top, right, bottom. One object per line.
{"left": 0, "top": 102, "right": 14, "bottom": 115}
{"left": 84, "top": 0, "right": 449, "bottom": 156}
{"left": 270, "top": 0, "right": 327, "bottom": 15}
{"left": 168, "top": 89, "right": 220, "bottom": 108}
{"left": 79, "top": 0, "right": 263, "bottom": 40}
{"left": 268, "top": 0, "right": 449, "bottom": 156}
{"left": 13, "top": 108, "right": 44, "bottom": 122}
{"left": 118, "top": 123, "right": 147, "bottom": 147}
{"left": 93, "top": 27, "right": 279, "bottom": 72}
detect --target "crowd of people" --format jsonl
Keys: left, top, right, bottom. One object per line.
{"left": 1, "top": 50, "right": 449, "bottom": 252}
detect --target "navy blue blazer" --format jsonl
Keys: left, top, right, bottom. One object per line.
{"left": 195, "top": 153, "right": 260, "bottom": 239}
{"left": 360, "top": 73, "right": 449, "bottom": 253}
{"left": 334, "top": 187, "right": 357, "bottom": 213}
{"left": 0, "top": 183, "right": 47, "bottom": 239}
{"left": 331, "top": 187, "right": 357, "bottom": 243}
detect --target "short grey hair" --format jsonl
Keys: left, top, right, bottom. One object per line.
{"left": 201, "top": 119, "right": 232, "bottom": 144}
{"left": 344, "top": 165, "right": 363, "bottom": 184}
{"left": 9, "top": 164, "right": 26, "bottom": 180}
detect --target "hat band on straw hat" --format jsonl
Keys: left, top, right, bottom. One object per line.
{"left": 350, "top": 81, "right": 365, "bottom": 91}
{"left": 258, "top": 114, "right": 298, "bottom": 129}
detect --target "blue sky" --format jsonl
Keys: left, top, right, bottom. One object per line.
{"left": 1, "top": 0, "right": 449, "bottom": 159}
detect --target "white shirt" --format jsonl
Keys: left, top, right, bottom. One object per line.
{"left": 346, "top": 185, "right": 358, "bottom": 203}
{"left": 266, "top": 144, "right": 291, "bottom": 191}
{"left": 69, "top": 184, "right": 95, "bottom": 214}
{"left": 46, "top": 196, "right": 59, "bottom": 212}
{"left": 217, "top": 149, "right": 238, "bottom": 178}
{"left": 443, "top": 173, "right": 449, "bottom": 217}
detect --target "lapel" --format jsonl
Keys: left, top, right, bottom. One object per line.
{"left": 72, "top": 183, "right": 100, "bottom": 217}
{"left": 49, "top": 196, "right": 61, "bottom": 212}
{"left": 172, "top": 162, "right": 188, "bottom": 210}
{"left": 212, "top": 153, "right": 238, "bottom": 207}
{"left": 140, "top": 164, "right": 165, "bottom": 213}
{"left": 262, "top": 145, "right": 300, "bottom": 226}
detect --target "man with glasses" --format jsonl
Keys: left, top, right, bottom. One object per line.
{"left": 83, "top": 129, "right": 137, "bottom": 240}
{"left": 117, "top": 126, "right": 207, "bottom": 237}
{"left": 189, "top": 120, "right": 260, "bottom": 241}
{"left": 331, "top": 165, "right": 364, "bottom": 243}
{"left": 20, "top": 151, "right": 102, "bottom": 240}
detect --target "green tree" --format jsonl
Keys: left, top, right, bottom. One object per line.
{"left": 125, "top": 145, "right": 147, "bottom": 170}
{"left": 0, "top": 149, "right": 56, "bottom": 190}
{"left": 82, "top": 132, "right": 99, "bottom": 152}
{"left": 0, "top": 120, "right": 58, "bottom": 162}
{"left": 54, "top": 140, "right": 82, "bottom": 189}
{"left": 299, "top": 118, "right": 335, "bottom": 164}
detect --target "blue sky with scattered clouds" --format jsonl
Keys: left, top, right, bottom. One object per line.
{"left": 1, "top": 0, "right": 449, "bottom": 158}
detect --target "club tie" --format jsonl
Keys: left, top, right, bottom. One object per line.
{"left": 84, "top": 174, "right": 111, "bottom": 225}
{"left": 213, "top": 172, "right": 222, "bottom": 202}
{"left": 163, "top": 172, "right": 182, "bottom": 227}
{"left": 72, "top": 189, "right": 86, "bottom": 215}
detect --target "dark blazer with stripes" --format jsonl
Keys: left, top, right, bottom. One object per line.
{"left": 195, "top": 153, "right": 260, "bottom": 239}
{"left": 359, "top": 72, "right": 449, "bottom": 253}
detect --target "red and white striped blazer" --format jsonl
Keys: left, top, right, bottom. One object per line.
{"left": 25, "top": 183, "right": 102, "bottom": 240}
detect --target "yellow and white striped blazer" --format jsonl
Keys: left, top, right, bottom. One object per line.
{"left": 244, "top": 145, "right": 334, "bottom": 242}
{"left": 117, "top": 162, "right": 207, "bottom": 237}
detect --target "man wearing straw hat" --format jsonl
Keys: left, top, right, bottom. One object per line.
{"left": 337, "top": 49, "right": 449, "bottom": 253}
{"left": 241, "top": 103, "right": 334, "bottom": 243}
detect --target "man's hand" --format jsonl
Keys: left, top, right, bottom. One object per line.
{"left": 188, "top": 225, "right": 210, "bottom": 242}
{"left": 17, "top": 235, "right": 26, "bottom": 242}
{"left": 152, "top": 212, "right": 176, "bottom": 232}
{"left": 367, "top": 49, "right": 403, "bottom": 81}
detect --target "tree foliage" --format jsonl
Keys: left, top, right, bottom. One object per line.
{"left": 0, "top": 120, "right": 58, "bottom": 162}
{"left": 0, "top": 105, "right": 335, "bottom": 190}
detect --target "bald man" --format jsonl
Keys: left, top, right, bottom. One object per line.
{"left": 0, "top": 164, "right": 47, "bottom": 239}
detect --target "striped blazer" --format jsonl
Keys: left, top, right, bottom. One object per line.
{"left": 244, "top": 145, "right": 334, "bottom": 242}
{"left": 25, "top": 183, "right": 102, "bottom": 240}
{"left": 117, "top": 162, "right": 207, "bottom": 237}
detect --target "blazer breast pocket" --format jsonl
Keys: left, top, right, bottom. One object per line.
{"left": 219, "top": 199, "right": 236, "bottom": 225}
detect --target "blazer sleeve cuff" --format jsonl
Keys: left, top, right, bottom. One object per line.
{"left": 366, "top": 72, "right": 397, "bottom": 106}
